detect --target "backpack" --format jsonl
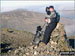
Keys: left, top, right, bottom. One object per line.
{"left": 56, "top": 12, "right": 60, "bottom": 23}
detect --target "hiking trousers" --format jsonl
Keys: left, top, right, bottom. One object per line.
{"left": 42, "top": 22, "right": 57, "bottom": 44}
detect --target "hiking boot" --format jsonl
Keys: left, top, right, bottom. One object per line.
{"left": 39, "top": 42, "right": 46, "bottom": 47}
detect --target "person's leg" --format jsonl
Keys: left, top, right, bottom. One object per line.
{"left": 42, "top": 23, "right": 57, "bottom": 44}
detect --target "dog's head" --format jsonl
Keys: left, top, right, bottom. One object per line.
{"left": 37, "top": 26, "right": 42, "bottom": 31}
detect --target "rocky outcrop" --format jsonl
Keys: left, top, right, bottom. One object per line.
{"left": 8, "top": 23, "right": 69, "bottom": 56}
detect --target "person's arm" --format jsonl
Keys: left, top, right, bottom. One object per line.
{"left": 45, "top": 15, "right": 51, "bottom": 23}
{"left": 45, "top": 11, "right": 57, "bottom": 23}
{"left": 56, "top": 13, "right": 60, "bottom": 23}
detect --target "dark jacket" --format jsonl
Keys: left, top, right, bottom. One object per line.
{"left": 46, "top": 10, "right": 60, "bottom": 23}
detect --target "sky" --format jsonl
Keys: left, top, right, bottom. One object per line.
{"left": 1, "top": 1, "right": 74, "bottom": 12}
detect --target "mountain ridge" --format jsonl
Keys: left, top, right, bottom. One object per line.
{"left": 0, "top": 9, "right": 75, "bottom": 36}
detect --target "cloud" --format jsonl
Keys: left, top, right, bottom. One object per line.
{"left": 1, "top": 1, "right": 74, "bottom": 12}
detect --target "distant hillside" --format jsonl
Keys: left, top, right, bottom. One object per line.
{"left": 0, "top": 28, "right": 34, "bottom": 47}
{"left": 68, "top": 36, "right": 75, "bottom": 39}
{"left": 59, "top": 10, "right": 75, "bottom": 19}
{"left": 0, "top": 9, "right": 75, "bottom": 36}
{"left": 0, "top": 9, "right": 45, "bottom": 34}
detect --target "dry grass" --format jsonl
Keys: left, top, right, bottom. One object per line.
{"left": 0, "top": 28, "right": 34, "bottom": 53}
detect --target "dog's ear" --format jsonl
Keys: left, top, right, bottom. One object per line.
{"left": 37, "top": 26, "right": 42, "bottom": 31}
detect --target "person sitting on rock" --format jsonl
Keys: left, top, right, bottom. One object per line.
{"left": 40, "top": 6, "right": 60, "bottom": 46}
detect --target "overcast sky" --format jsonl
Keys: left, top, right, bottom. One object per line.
{"left": 1, "top": 1, "right": 74, "bottom": 12}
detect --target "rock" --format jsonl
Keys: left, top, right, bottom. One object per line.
{"left": 28, "top": 45, "right": 34, "bottom": 50}
{"left": 14, "top": 50, "right": 19, "bottom": 55}
{"left": 34, "top": 51, "right": 38, "bottom": 55}
{"left": 23, "top": 54, "right": 26, "bottom": 56}
{"left": 26, "top": 52, "right": 30, "bottom": 55}
{"left": 46, "top": 50, "right": 49, "bottom": 54}
{"left": 50, "top": 41, "right": 57, "bottom": 45}
{"left": 12, "top": 23, "right": 69, "bottom": 56}
{"left": 39, "top": 42, "right": 46, "bottom": 47}
{"left": 8, "top": 50, "right": 11, "bottom": 53}
{"left": 34, "top": 45, "right": 38, "bottom": 49}
{"left": 56, "top": 22, "right": 61, "bottom": 29}
{"left": 7, "top": 29, "right": 14, "bottom": 33}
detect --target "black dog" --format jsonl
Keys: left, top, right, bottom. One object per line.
{"left": 32, "top": 26, "right": 42, "bottom": 45}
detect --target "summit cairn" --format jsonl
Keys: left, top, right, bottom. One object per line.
{"left": 12, "top": 23, "right": 69, "bottom": 56}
